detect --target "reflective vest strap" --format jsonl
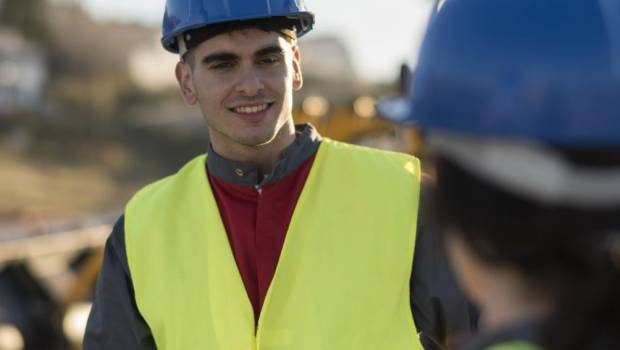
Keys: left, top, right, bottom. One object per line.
{"left": 257, "top": 139, "right": 423, "bottom": 349}
{"left": 125, "top": 155, "right": 255, "bottom": 349}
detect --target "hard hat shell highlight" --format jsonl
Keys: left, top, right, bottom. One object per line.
{"left": 162, "top": 0, "right": 314, "bottom": 53}
{"left": 395, "top": 0, "right": 620, "bottom": 147}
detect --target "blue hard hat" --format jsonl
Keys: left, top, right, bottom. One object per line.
{"left": 383, "top": 0, "right": 620, "bottom": 147}
{"left": 162, "top": 0, "right": 314, "bottom": 53}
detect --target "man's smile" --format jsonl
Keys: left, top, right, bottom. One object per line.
{"left": 228, "top": 101, "right": 276, "bottom": 119}
{"left": 230, "top": 102, "right": 273, "bottom": 114}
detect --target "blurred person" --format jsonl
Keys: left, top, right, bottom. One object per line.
{"left": 380, "top": 0, "right": 620, "bottom": 349}
{"left": 82, "top": 0, "right": 475, "bottom": 349}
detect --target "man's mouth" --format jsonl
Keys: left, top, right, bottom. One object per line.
{"left": 230, "top": 103, "right": 273, "bottom": 115}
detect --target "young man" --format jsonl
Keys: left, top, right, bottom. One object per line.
{"left": 83, "top": 1, "right": 474, "bottom": 349}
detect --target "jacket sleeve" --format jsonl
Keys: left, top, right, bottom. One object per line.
{"left": 411, "top": 178, "right": 479, "bottom": 349}
{"left": 83, "top": 216, "right": 156, "bottom": 350}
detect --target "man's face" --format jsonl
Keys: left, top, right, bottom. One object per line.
{"left": 176, "top": 28, "right": 302, "bottom": 149}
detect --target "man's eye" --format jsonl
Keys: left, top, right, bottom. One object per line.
{"left": 209, "top": 62, "right": 235, "bottom": 70}
{"left": 257, "top": 56, "right": 281, "bottom": 66}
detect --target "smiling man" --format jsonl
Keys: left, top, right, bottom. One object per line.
{"left": 83, "top": 1, "right": 475, "bottom": 349}
{"left": 176, "top": 21, "right": 302, "bottom": 172}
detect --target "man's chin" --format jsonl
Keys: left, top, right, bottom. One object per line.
{"left": 208, "top": 123, "right": 272, "bottom": 146}
{"left": 208, "top": 119, "right": 292, "bottom": 150}
{"left": 232, "top": 131, "right": 278, "bottom": 148}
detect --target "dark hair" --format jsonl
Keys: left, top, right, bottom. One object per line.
{"left": 433, "top": 149, "right": 620, "bottom": 350}
{"left": 183, "top": 17, "right": 298, "bottom": 52}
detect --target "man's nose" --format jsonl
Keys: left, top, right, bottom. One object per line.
{"left": 235, "top": 65, "right": 265, "bottom": 96}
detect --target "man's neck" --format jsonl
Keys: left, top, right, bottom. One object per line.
{"left": 210, "top": 122, "right": 296, "bottom": 177}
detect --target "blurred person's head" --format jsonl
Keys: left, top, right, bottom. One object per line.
{"left": 434, "top": 149, "right": 620, "bottom": 349}
{"left": 381, "top": 0, "right": 620, "bottom": 348}
{"left": 161, "top": 0, "right": 314, "bottom": 161}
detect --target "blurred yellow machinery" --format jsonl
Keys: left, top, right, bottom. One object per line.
{"left": 0, "top": 216, "right": 112, "bottom": 350}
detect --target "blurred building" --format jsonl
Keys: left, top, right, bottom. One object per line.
{"left": 127, "top": 34, "right": 180, "bottom": 92}
{"left": 0, "top": 28, "right": 47, "bottom": 115}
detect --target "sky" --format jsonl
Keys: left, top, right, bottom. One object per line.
{"left": 79, "top": 0, "right": 435, "bottom": 83}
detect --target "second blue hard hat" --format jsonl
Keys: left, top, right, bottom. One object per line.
{"left": 382, "top": 0, "right": 620, "bottom": 147}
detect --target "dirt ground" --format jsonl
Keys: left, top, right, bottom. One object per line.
{"left": 0, "top": 148, "right": 136, "bottom": 225}
{"left": 0, "top": 117, "right": 208, "bottom": 227}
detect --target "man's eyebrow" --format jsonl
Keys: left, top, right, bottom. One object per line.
{"left": 255, "top": 46, "right": 286, "bottom": 57}
{"left": 201, "top": 52, "right": 239, "bottom": 65}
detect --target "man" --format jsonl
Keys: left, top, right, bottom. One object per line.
{"left": 83, "top": 0, "right": 474, "bottom": 349}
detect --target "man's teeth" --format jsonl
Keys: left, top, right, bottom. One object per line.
{"left": 233, "top": 104, "right": 269, "bottom": 114}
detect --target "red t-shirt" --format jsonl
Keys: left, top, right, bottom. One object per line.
{"left": 207, "top": 154, "right": 316, "bottom": 321}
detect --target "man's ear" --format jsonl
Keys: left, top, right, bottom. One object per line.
{"left": 292, "top": 46, "right": 303, "bottom": 91}
{"left": 175, "top": 60, "right": 198, "bottom": 105}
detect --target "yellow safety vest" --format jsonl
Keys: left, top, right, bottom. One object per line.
{"left": 125, "top": 139, "right": 423, "bottom": 350}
